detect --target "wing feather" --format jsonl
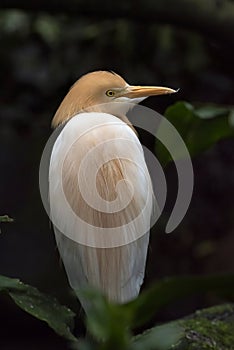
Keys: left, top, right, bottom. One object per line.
{"left": 49, "top": 112, "right": 154, "bottom": 310}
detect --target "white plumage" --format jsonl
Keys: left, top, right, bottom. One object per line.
{"left": 48, "top": 71, "right": 176, "bottom": 312}
{"left": 49, "top": 112, "right": 152, "bottom": 311}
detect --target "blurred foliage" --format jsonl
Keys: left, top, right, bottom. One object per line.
{"left": 0, "top": 215, "right": 14, "bottom": 223}
{"left": 1, "top": 8, "right": 234, "bottom": 131}
{"left": 1, "top": 273, "right": 234, "bottom": 349}
{"left": 121, "top": 274, "right": 234, "bottom": 329}
{"left": 156, "top": 101, "right": 234, "bottom": 166}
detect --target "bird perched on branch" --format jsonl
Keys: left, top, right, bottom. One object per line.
{"left": 49, "top": 71, "right": 176, "bottom": 312}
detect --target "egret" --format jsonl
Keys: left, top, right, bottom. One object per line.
{"left": 49, "top": 71, "right": 176, "bottom": 312}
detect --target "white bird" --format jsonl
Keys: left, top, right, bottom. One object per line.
{"left": 49, "top": 71, "right": 176, "bottom": 312}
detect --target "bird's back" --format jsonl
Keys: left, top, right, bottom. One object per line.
{"left": 49, "top": 112, "right": 154, "bottom": 310}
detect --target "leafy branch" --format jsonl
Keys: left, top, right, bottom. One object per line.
{"left": 1, "top": 273, "right": 234, "bottom": 349}
{"left": 0, "top": 215, "right": 14, "bottom": 223}
{"left": 0, "top": 275, "right": 77, "bottom": 343}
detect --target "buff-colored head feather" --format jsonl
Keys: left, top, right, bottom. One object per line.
{"left": 52, "top": 71, "right": 127, "bottom": 128}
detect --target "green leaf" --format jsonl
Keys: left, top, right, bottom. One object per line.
{"left": 0, "top": 215, "right": 14, "bottom": 223}
{"left": 156, "top": 101, "right": 234, "bottom": 166}
{"left": 131, "top": 323, "right": 183, "bottom": 350}
{"left": 79, "top": 288, "right": 132, "bottom": 349}
{"left": 0, "top": 275, "right": 26, "bottom": 290}
{"left": 122, "top": 274, "right": 234, "bottom": 328}
{"left": 229, "top": 109, "right": 234, "bottom": 127}
{"left": 69, "top": 339, "right": 95, "bottom": 350}
{"left": 194, "top": 105, "right": 228, "bottom": 119}
{"left": 0, "top": 275, "right": 77, "bottom": 342}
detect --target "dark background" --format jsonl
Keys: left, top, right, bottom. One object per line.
{"left": 0, "top": 1, "right": 234, "bottom": 349}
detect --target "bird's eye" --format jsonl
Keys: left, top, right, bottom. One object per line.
{"left": 106, "top": 90, "right": 115, "bottom": 97}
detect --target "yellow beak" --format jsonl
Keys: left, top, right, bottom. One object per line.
{"left": 123, "top": 85, "right": 178, "bottom": 98}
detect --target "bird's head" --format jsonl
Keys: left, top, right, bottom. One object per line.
{"left": 52, "top": 71, "right": 177, "bottom": 127}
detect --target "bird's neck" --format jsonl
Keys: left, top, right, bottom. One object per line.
{"left": 115, "top": 114, "right": 137, "bottom": 135}
{"left": 52, "top": 102, "right": 137, "bottom": 136}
